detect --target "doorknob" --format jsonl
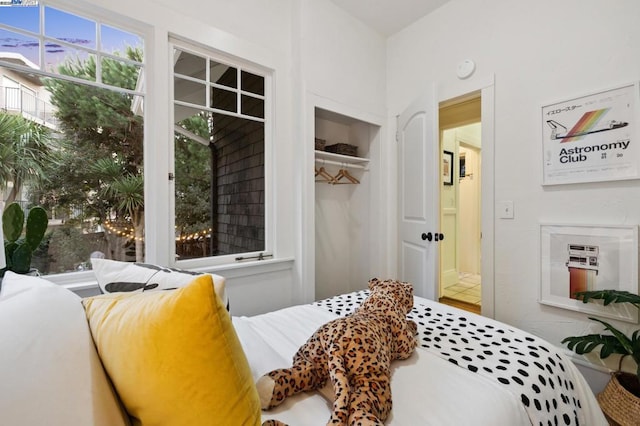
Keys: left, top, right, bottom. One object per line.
{"left": 422, "top": 232, "right": 443, "bottom": 242}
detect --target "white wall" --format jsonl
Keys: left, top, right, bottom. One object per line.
{"left": 299, "top": 0, "right": 386, "bottom": 117}
{"left": 387, "top": 0, "right": 640, "bottom": 380}
{"left": 297, "top": 0, "right": 389, "bottom": 301}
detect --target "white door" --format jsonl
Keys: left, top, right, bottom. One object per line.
{"left": 398, "top": 88, "right": 440, "bottom": 300}
{"left": 458, "top": 145, "right": 482, "bottom": 275}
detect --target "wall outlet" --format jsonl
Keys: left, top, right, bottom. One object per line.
{"left": 498, "top": 200, "right": 514, "bottom": 219}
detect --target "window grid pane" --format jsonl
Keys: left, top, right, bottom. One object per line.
{"left": 241, "top": 70, "right": 264, "bottom": 96}
{"left": 0, "top": 5, "right": 39, "bottom": 33}
{"left": 0, "top": 28, "right": 40, "bottom": 67}
{"left": 211, "top": 86, "right": 237, "bottom": 113}
{"left": 44, "top": 6, "right": 96, "bottom": 50}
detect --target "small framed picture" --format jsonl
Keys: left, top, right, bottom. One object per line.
{"left": 539, "top": 223, "right": 639, "bottom": 323}
{"left": 443, "top": 150, "right": 453, "bottom": 186}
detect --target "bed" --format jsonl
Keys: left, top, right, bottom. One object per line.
{"left": 233, "top": 289, "right": 607, "bottom": 425}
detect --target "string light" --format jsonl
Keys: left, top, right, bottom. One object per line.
{"left": 176, "top": 228, "right": 213, "bottom": 242}
{"left": 103, "top": 221, "right": 212, "bottom": 242}
{"left": 104, "top": 220, "right": 143, "bottom": 241}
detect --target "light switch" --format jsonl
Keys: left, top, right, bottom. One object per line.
{"left": 498, "top": 200, "right": 514, "bottom": 219}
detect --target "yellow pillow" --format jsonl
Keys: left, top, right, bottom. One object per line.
{"left": 83, "top": 275, "right": 260, "bottom": 426}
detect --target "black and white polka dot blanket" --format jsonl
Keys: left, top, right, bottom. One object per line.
{"left": 314, "top": 290, "right": 587, "bottom": 426}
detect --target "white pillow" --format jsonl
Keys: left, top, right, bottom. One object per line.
{"left": 0, "top": 272, "right": 129, "bottom": 426}
{"left": 90, "top": 258, "right": 228, "bottom": 310}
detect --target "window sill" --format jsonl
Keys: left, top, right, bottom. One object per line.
{"left": 54, "top": 257, "right": 295, "bottom": 293}
{"left": 193, "top": 257, "right": 295, "bottom": 278}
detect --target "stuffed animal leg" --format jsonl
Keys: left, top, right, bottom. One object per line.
{"left": 347, "top": 374, "right": 392, "bottom": 425}
{"left": 261, "top": 421, "right": 287, "bottom": 426}
{"left": 393, "top": 318, "right": 417, "bottom": 360}
{"left": 256, "top": 342, "right": 328, "bottom": 409}
{"left": 327, "top": 349, "right": 392, "bottom": 425}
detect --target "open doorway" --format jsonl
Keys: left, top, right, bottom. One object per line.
{"left": 438, "top": 94, "right": 482, "bottom": 314}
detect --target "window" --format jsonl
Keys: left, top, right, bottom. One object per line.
{"left": 0, "top": 1, "right": 145, "bottom": 275}
{"left": 171, "top": 40, "right": 268, "bottom": 263}
{"left": 0, "top": 3, "right": 271, "bottom": 280}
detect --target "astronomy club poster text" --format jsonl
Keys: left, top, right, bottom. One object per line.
{"left": 542, "top": 84, "right": 638, "bottom": 185}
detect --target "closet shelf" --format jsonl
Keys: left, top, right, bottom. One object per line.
{"left": 314, "top": 150, "right": 370, "bottom": 168}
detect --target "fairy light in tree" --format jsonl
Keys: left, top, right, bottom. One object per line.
{"left": 103, "top": 220, "right": 144, "bottom": 241}
{"left": 105, "top": 221, "right": 211, "bottom": 242}
{"left": 175, "top": 228, "right": 213, "bottom": 241}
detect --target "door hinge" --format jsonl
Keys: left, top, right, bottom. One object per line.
{"left": 168, "top": 172, "right": 175, "bottom": 181}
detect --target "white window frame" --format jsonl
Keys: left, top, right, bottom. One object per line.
{"left": 0, "top": 0, "right": 151, "bottom": 287}
{"left": 169, "top": 36, "right": 274, "bottom": 270}
{"left": 0, "top": 2, "right": 279, "bottom": 290}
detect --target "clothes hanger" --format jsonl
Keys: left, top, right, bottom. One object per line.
{"left": 342, "top": 168, "right": 359, "bottom": 184}
{"left": 332, "top": 165, "right": 359, "bottom": 185}
{"left": 315, "top": 163, "right": 334, "bottom": 183}
{"left": 331, "top": 167, "right": 346, "bottom": 184}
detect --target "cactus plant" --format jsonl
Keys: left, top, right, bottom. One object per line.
{"left": 1, "top": 202, "right": 48, "bottom": 276}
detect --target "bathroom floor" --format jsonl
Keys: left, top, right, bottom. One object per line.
{"left": 440, "top": 272, "right": 481, "bottom": 313}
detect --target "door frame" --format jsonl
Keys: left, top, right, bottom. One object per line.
{"left": 411, "top": 77, "right": 495, "bottom": 318}
{"left": 478, "top": 85, "right": 495, "bottom": 318}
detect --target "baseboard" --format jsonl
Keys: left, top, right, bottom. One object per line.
{"left": 439, "top": 296, "right": 481, "bottom": 314}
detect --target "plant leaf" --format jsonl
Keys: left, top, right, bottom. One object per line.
{"left": 589, "top": 317, "right": 634, "bottom": 355}
{"left": 562, "top": 334, "right": 627, "bottom": 358}
{"left": 574, "top": 290, "right": 640, "bottom": 310}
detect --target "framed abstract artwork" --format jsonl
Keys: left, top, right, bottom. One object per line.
{"left": 539, "top": 223, "right": 639, "bottom": 323}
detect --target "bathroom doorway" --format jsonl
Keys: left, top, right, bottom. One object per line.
{"left": 438, "top": 94, "right": 482, "bottom": 314}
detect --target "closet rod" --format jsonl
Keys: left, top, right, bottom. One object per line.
{"left": 314, "top": 157, "right": 368, "bottom": 170}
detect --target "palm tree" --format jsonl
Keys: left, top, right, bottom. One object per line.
{"left": 91, "top": 157, "right": 144, "bottom": 262}
{"left": 0, "top": 112, "right": 57, "bottom": 205}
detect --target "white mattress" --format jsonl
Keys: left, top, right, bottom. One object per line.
{"left": 233, "top": 295, "right": 607, "bottom": 425}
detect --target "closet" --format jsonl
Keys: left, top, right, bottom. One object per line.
{"left": 314, "top": 106, "right": 381, "bottom": 300}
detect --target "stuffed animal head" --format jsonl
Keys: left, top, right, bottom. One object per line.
{"left": 367, "top": 278, "right": 414, "bottom": 315}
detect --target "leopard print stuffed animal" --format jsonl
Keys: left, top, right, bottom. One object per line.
{"left": 257, "top": 278, "right": 418, "bottom": 426}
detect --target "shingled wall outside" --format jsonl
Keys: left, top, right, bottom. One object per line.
{"left": 210, "top": 68, "right": 265, "bottom": 255}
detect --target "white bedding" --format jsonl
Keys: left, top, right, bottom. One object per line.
{"left": 233, "top": 294, "right": 607, "bottom": 425}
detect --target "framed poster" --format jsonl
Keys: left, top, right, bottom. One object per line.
{"left": 443, "top": 150, "right": 453, "bottom": 185}
{"left": 539, "top": 224, "right": 639, "bottom": 323}
{"left": 541, "top": 83, "right": 640, "bottom": 185}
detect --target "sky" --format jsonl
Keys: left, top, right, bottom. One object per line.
{"left": 0, "top": 2, "right": 142, "bottom": 71}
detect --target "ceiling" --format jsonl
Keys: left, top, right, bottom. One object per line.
{"left": 331, "top": 0, "right": 452, "bottom": 36}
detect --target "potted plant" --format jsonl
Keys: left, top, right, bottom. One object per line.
{"left": 1, "top": 202, "right": 48, "bottom": 278}
{"left": 562, "top": 290, "right": 640, "bottom": 425}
